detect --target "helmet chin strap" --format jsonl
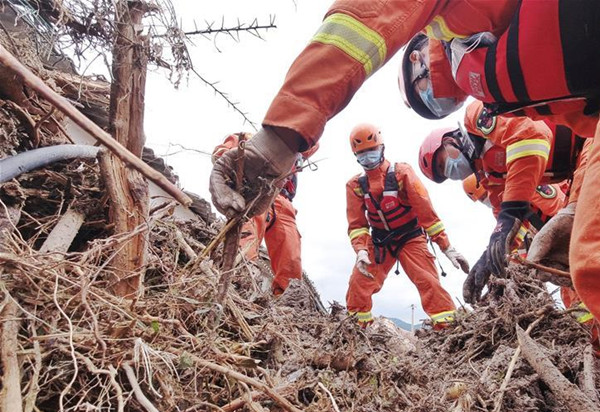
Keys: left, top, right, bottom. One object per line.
{"left": 452, "top": 123, "right": 483, "bottom": 175}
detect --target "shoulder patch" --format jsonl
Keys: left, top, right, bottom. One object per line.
{"left": 535, "top": 185, "right": 557, "bottom": 199}
{"left": 353, "top": 187, "right": 364, "bottom": 196}
{"left": 476, "top": 106, "right": 497, "bottom": 135}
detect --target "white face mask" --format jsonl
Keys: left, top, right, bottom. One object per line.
{"left": 419, "top": 83, "right": 464, "bottom": 118}
{"left": 356, "top": 147, "right": 384, "bottom": 170}
{"left": 444, "top": 152, "right": 472, "bottom": 180}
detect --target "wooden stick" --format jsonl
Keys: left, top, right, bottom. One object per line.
{"left": 123, "top": 363, "right": 160, "bottom": 412}
{"left": 187, "top": 353, "right": 302, "bottom": 412}
{"left": 0, "top": 300, "right": 23, "bottom": 412}
{"left": 0, "top": 44, "right": 192, "bottom": 207}
{"left": 215, "top": 137, "right": 246, "bottom": 305}
{"left": 510, "top": 254, "right": 571, "bottom": 278}
{"left": 582, "top": 345, "right": 599, "bottom": 404}
{"left": 318, "top": 382, "right": 341, "bottom": 412}
{"left": 516, "top": 326, "right": 600, "bottom": 412}
{"left": 39, "top": 206, "right": 85, "bottom": 253}
{"left": 221, "top": 391, "right": 263, "bottom": 412}
{"left": 510, "top": 254, "right": 573, "bottom": 287}
{"left": 200, "top": 217, "right": 241, "bottom": 259}
{"left": 494, "top": 318, "right": 544, "bottom": 412}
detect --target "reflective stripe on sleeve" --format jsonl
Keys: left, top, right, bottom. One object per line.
{"left": 312, "top": 13, "right": 387, "bottom": 76}
{"left": 425, "top": 221, "right": 445, "bottom": 237}
{"left": 515, "top": 224, "right": 528, "bottom": 242}
{"left": 506, "top": 139, "right": 551, "bottom": 164}
{"left": 349, "top": 227, "right": 370, "bottom": 241}
{"left": 425, "top": 16, "right": 467, "bottom": 41}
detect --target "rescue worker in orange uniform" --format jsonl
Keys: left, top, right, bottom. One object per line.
{"left": 208, "top": 2, "right": 600, "bottom": 333}
{"left": 462, "top": 174, "right": 586, "bottom": 313}
{"left": 212, "top": 133, "right": 317, "bottom": 296}
{"left": 417, "top": 100, "right": 587, "bottom": 302}
{"left": 463, "top": 174, "right": 591, "bottom": 323}
{"left": 462, "top": 174, "right": 566, "bottom": 255}
{"left": 345, "top": 123, "right": 469, "bottom": 328}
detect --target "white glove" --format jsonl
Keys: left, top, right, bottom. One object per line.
{"left": 443, "top": 246, "right": 470, "bottom": 273}
{"left": 355, "top": 250, "right": 374, "bottom": 279}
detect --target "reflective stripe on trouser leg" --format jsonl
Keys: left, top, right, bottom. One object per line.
{"left": 574, "top": 302, "right": 594, "bottom": 324}
{"left": 348, "top": 311, "right": 374, "bottom": 326}
{"left": 397, "top": 235, "right": 456, "bottom": 317}
{"left": 346, "top": 242, "right": 397, "bottom": 318}
{"left": 430, "top": 310, "right": 456, "bottom": 325}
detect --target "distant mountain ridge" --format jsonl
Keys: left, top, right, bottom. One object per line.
{"left": 387, "top": 317, "right": 421, "bottom": 331}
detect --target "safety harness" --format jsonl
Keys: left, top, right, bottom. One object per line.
{"left": 358, "top": 164, "right": 423, "bottom": 264}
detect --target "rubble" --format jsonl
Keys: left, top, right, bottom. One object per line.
{"left": 0, "top": 151, "right": 598, "bottom": 411}
{"left": 0, "top": 1, "right": 598, "bottom": 410}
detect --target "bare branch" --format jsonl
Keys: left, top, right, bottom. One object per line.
{"left": 191, "top": 68, "right": 258, "bottom": 130}
{"left": 181, "top": 16, "right": 276, "bottom": 38}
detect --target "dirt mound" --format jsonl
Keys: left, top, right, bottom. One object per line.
{"left": 1, "top": 152, "right": 597, "bottom": 412}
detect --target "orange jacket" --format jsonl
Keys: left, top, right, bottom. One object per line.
{"left": 464, "top": 101, "right": 553, "bottom": 205}
{"left": 264, "top": 1, "right": 520, "bottom": 147}
{"left": 346, "top": 159, "right": 450, "bottom": 252}
{"left": 568, "top": 138, "right": 593, "bottom": 205}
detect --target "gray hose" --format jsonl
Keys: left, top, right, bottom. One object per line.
{"left": 0, "top": 145, "right": 100, "bottom": 183}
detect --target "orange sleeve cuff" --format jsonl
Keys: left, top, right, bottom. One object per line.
{"left": 433, "top": 232, "right": 450, "bottom": 251}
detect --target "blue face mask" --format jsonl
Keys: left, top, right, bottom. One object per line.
{"left": 418, "top": 84, "right": 464, "bottom": 119}
{"left": 356, "top": 147, "right": 383, "bottom": 170}
{"left": 444, "top": 152, "right": 472, "bottom": 180}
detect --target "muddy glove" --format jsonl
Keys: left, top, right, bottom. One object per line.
{"left": 355, "top": 250, "right": 374, "bottom": 279}
{"left": 486, "top": 201, "right": 529, "bottom": 276}
{"left": 528, "top": 202, "right": 576, "bottom": 268}
{"left": 442, "top": 246, "right": 470, "bottom": 273}
{"left": 209, "top": 127, "right": 299, "bottom": 218}
{"left": 463, "top": 251, "right": 491, "bottom": 304}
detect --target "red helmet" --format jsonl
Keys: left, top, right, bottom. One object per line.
{"left": 399, "top": 33, "right": 466, "bottom": 120}
{"left": 349, "top": 123, "right": 383, "bottom": 154}
{"left": 418, "top": 127, "right": 457, "bottom": 183}
{"left": 398, "top": 33, "right": 439, "bottom": 119}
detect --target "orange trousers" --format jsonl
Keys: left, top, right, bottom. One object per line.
{"left": 571, "top": 128, "right": 599, "bottom": 324}
{"left": 238, "top": 194, "right": 302, "bottom": 294}
{"left": 346, "top": 234, "right": 455, "bottom": 323}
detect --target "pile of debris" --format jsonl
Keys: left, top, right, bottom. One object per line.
{"left": 0, "top": 1, "right": 598, "bottom": 410}
{"left": 0, "top": 144, "right": 598, "bottom": 411}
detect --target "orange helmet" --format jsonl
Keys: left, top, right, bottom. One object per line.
{"left": 462, "top": 174, "right": 487, "bottom": 202}
{"left": 418, "top": 127, "right": 457, "bottom": 183}
{"left": 349, "top": 123, "right": 383, "bottom": 154}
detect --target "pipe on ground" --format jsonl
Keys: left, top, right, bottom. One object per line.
{"left": 0, "top": 145, "right": 100, "bottom": 183}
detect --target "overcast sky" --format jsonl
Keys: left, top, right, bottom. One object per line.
{"left": 142, "top": 1, "right": 500, "bottom": 324}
